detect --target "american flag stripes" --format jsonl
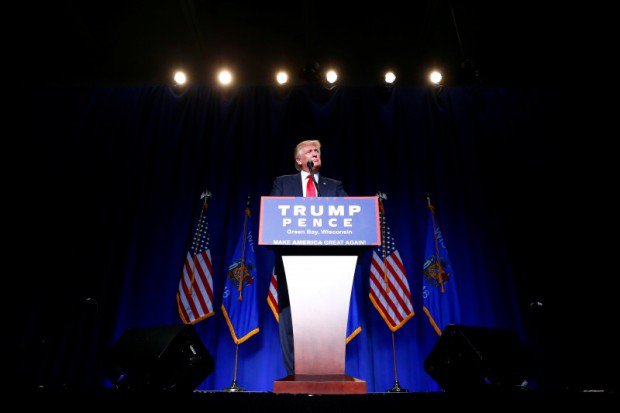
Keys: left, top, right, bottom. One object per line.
{"left": 368, "top": 213, "right": 414, "bottom": 332}
{"left": 267, "top": 271, "right": 279, "bottom": 322}
{"left": 177, "top": 194, "right": 215, "bottom": 324}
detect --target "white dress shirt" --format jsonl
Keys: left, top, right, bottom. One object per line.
{"left": 300, "top": 170, "right": 319, "bottom": 197}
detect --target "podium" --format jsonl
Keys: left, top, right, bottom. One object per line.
{"left": 259, "top": 196, "right": 380, "bottom": 394}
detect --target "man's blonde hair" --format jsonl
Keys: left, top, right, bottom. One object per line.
{"left": 294, "top": 139, "right": 321, "bottom": 171}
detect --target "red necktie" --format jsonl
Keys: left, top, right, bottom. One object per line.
{"left": 306, "top": 175, "right": 317, "bottom": 197}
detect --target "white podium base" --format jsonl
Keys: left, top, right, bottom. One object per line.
{"left": 282, "top": 255, "right": 358, "bottom": 375}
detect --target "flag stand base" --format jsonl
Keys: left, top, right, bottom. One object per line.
{"left": 223, "top": 380, "right": 245, "bottom": 392}
{"left": 387, "top": 380, "right": 408, "bottom": 392}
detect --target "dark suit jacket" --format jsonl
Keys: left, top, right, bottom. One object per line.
{"left": 269, "top": 173, "right": 347, "bottom": 309}
{"left": 270, "top": 173, "right": 348, "bottom": 197}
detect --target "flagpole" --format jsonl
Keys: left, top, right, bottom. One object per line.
{"left": 187, "top": 189, "right": 211, "bottom": 296}
{"left": 377, "top": 195, "right": 389, "bottom": 290}
{"left": 223, "top": 195, "right": 252, "bottom": 393}
{"left": 377, "top": 192, "right": 409, "bottom": 393}
{"left": 223, "top": 343, "right": 244, "bottom": 392}
{"left": 388, "top": 332, "right": 408, "bottom": 392}
{"left": 427, "top": 194, "right": 446, "bottom": 293}
{"left": 237, "top": 195, "right": 251, "bottom": 300}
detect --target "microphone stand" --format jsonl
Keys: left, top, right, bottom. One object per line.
{"left": 307, "top": 161, "right": 321, "bottom": 197}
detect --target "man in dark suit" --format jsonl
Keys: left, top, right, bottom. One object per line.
{"left": 270, "top": 139, "right": 347, "bottom": 376}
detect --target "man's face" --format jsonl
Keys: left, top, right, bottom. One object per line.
{"left": 296, "top": 144, "right": 321, "bottom": 172}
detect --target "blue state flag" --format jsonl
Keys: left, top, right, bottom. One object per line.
{"left": 422, "top": 199, "right": 461, "bottom": 336}
{"left": 221, "top": 208, "right": 260, "bottom": 344}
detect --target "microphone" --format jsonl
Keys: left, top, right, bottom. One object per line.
{"left": 306, "top": 160, "right": 320, "bottom": 196}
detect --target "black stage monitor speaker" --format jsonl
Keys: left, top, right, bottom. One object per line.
{"left": 424, "top": 324, "right": 533, "bottom": 391}
{"left": 105, "top": 324, "right": 214, "bottom": 392}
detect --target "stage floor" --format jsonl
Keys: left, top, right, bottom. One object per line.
{"left": 14, "top": 387, "right": 616, "bottom": 410}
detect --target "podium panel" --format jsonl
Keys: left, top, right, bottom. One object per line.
{"left": 283, "top": 255, "right": 357, "bottom": 374}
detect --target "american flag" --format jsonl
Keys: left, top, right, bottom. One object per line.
{"left": 266, "top": 271, "right": 279, "bottom": 322}
{"left": 177, "top": 196, "right": 215, "bottom": 324}
{"left": 368, "top": 213, "right": 414, "bottom": 332}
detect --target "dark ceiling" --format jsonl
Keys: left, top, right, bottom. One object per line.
{"left": 22, "top": 1, "right": 585, "bottom": 86}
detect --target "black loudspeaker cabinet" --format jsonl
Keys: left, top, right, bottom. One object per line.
{"left": 105, "top": 324, "right": 214, "bottom": 392}
{"left": 424, "top": 324, "right": 533, "bottom": 391}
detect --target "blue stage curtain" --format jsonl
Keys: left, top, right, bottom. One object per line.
{"left": 18, "top": 84, "right": 590, "bottom": 392}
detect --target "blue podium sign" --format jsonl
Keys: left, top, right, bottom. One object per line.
{"left": 258, "top": 196, "right": 380, "bottom": 246}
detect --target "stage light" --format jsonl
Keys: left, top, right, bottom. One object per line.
{"left": 174, "top": 71, "right": 187, "bottom": 86}
{"left": 429, "top": 70, "right": 442, "bottom": 85}
{"left": 218, "top": 69, "right": 233, "bottom": 86}
{"left": 276, "top": 71, "right": 289, "bottom": 85}
{"left": 384, "top": 71, "right": 396, "bottom": 84}
{"left": 325, "top": 70, "right": 338, "bottom": 84}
